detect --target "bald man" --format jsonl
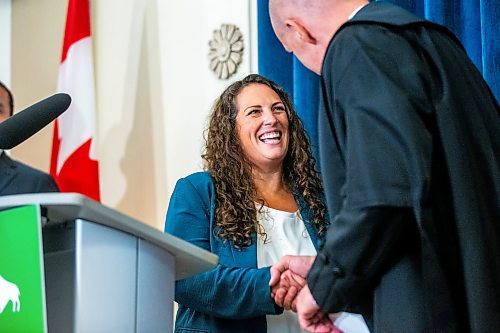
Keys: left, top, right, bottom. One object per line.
{"left": 0, "top": 81, "right": 59, "bottom": 195}
{"left": 268, "top": 0, "right": 500, "bottom": 332}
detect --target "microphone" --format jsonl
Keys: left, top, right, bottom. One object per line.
{"left": 0, "top": 93, "right": 71, "bottom": 149}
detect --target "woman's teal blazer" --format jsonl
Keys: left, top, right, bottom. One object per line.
{"left": 165, "top": 171, "right": 322, "bottom": 333}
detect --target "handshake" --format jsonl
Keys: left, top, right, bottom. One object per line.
{"left": 268, "top": 255, "right": 342, "bottom": 333}
{"left": 269, "top": 255, "right": 315, "bottom": 311}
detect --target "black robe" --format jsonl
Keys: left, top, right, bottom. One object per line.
{"left": 307, "top": 2, "right": 500, "bottom": 332}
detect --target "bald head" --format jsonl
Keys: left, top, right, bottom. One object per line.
{"left": 269, "top": 0, "right": 369, "bottom": 36}
{"left": 269, "top": 0, "right": 369, "bottom": 74}
{"left": 269, "top": 0, "right": 323, "bottom": 34}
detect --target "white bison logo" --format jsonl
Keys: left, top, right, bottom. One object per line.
{"left": 0, "top": 274, "right": 21, "bottom": 313}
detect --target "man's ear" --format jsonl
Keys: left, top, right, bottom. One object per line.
{"left": 284, "top": 19, "right": 317, "bottom": 45}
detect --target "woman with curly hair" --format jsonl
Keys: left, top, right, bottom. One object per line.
{"left": 165, "top": 74, "right": 328, "bottom": 333}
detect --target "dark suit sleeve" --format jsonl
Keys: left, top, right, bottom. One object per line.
{"left": 309, "top": 24, "right": 433, "bottom": 312}
{"left": 308, "top": 207, "right": 414, "bottom": 312}
{"left": 165, "top": 177, "right": 281, "bottom": 319}
{"left": 0, "top": 155, "right": 60, "bottom": 195}
{"left": 35, "top": 173, "right": 60, "bottom": 193}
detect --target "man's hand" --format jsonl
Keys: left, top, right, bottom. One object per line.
{"left": 270, "top": 269, "right": 305, "bottom": 310}
{"left": 296, "top": 285, "right": 338, "bottom": 333}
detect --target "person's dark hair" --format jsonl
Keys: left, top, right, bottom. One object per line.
{"left": 0, "top": 80, "right": 14, "bottom": 116}
{"left": 202, "top": 74, "right": 327, "bottom": 248}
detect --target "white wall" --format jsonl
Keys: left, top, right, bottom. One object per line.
{"left": 157, "top": 0, "right": 253, "bottom": 194}
{"left": 93, "top": 0, "right": 159, "bottom": 226}
{"left": 9, "top": 0, "right": 255, "bottom": 229}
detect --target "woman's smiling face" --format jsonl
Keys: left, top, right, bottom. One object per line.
{"left": 235, "top": 83, "right": 289, "bottom": 171}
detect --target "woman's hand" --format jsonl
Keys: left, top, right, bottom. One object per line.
{"left": 269, "top": 255, "right": 315, "bottom": 311}
{"left": 270, "top": 268, "right": 306, "bottom": 310}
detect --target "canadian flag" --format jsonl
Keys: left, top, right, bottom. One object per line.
{"left": 50, "top": 0, "right": 100, "bottom": 201}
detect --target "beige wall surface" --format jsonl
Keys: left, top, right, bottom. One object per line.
{"left": 10, "top": 0, "right": 66, "bottom": 173}
{"left": 0, "top": 0, "right": 12, "bottom": 85}
{"left": 8, "top": 0, "right": 254, "bottom": 230}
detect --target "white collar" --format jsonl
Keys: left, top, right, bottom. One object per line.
{"left": 349, "top": 3, "right": 368, "bottom": 20}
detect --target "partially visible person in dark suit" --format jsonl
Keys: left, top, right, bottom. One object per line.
{"left": 0, "top": 80, "right": 59, "bottom": 195}
{"left": 268, "top": 0, "right": 500, "bottom": 332}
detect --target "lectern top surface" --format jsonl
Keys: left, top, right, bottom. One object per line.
{"left": 0, "top": 193, "right": 218, "bottom": 279}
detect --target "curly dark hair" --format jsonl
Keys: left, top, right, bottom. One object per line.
{"left": 202, "top": 74, "right": 327, "bottom": 248}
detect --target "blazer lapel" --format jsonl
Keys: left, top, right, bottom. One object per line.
{"left": 304, "top": 218, "right": 320, "bottom": 250}
{"left": 295, "top": 193, "right": 321, "bottom": 250}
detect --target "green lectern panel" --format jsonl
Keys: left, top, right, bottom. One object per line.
{"left": 0, "top": 205, "right": 47, "bottom": 333}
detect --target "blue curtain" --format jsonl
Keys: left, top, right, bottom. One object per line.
{"left": 257, "top": 0, "right": 321, "bottom": 158}
{"left": 257, "top": 0, "right": 499, "bottom": 158}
